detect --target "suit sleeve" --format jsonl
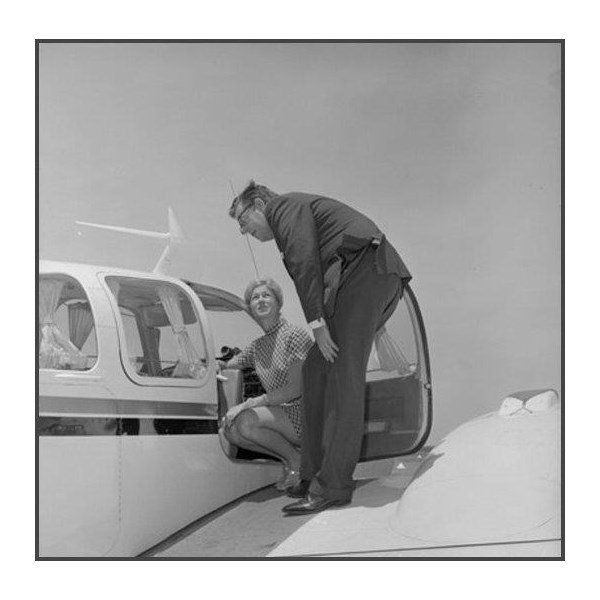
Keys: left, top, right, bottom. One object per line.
{"left": 267, "top": 197, "right": 325, "bottom": 323}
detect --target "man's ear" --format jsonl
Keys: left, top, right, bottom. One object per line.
{"left": 255, "top": 198, "right": 266, "bottom": 211}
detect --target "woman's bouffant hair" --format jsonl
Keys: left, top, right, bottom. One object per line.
{"left": 244, "top": 277, "right": 284, "bottom": 311}
{"left": 228, "top": 180, "right": 279, "bottom": 218}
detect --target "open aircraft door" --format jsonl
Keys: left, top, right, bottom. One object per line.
{"left": 359, "top": 284, "right": 432, "bottom": 461}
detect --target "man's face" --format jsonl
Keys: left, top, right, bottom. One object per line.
{"left": 234, "top": 202, "right": 274, "bottom": 242}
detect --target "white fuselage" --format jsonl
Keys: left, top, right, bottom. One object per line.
{"left": 39, "top": 261, "right": 280, "bottom": 557}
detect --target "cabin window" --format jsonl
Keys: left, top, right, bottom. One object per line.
{"left": 38, "top": 275, "right": 98, "bottom": 371}
{"left": 106, "top": 277, "right": 208, "bottom": 381}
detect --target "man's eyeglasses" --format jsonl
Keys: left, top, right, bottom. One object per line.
{"left": 237, "top": 205, "right": 253, "bottom": 228}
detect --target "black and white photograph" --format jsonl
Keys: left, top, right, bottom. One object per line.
{"left": 36, "top": 40, "right": 562, "bottom": 560}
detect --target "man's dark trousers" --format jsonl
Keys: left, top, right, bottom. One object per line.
{"left": 300, "top": 244, "right": 401, "bottom": 502}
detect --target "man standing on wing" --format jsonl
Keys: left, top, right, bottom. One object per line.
{"left": 229, "top": 181, "right": 412, "bottom": 515}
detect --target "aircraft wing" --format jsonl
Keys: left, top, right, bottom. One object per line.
{"left": 147, "top": 390, "right": 561, "bottom": 559}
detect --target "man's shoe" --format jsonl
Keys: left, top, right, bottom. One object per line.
{"left": 283, "top": 479, "right": 310, "bottom": 498}
{"left": 282, "top": 494, "right": 350, "bottom": 515}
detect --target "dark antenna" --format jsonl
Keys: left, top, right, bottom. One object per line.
{"left": 229, "top": 180, "right": 260, "bottom": 278}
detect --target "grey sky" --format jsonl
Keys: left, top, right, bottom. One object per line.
{"left": 39, "top": 42, "right": 561, "bottom": 442}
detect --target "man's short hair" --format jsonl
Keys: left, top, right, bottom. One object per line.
{"left": 228, "top": 180, "right": 278, "bottom": 218}
{"left": 243, "top": 277, "right": 284, "bottom": 310}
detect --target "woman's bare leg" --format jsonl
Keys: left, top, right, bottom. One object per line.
{"left": 235, "top": 407, "right": 300, "bottom": 471}
{"left": 223, "top": 422, "right": 284, "bottom": 461}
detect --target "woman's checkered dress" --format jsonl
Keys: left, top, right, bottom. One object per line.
{"left": 228, "top": 318, "right": 313, "bottom": 438}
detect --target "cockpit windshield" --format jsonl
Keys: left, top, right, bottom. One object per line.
{"left": 184, "top": 280, "right": 263, "bottom": 358}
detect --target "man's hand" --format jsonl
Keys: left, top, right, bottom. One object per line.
{"left": 314, "top": 323, "right": 339, "bottom": 363}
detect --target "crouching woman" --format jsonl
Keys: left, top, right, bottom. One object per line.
{"left": 221, "top": 278, "right": 313, "bottom": 490}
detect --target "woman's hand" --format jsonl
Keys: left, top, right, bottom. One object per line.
{"left": 223, "top": 395, "right": 267, "bottom": 426}
{"left": 314, "top": 323, "right": 339, "bottom": 363}
{"left": 224, "top": 403, "right": 247, "bottom": 427}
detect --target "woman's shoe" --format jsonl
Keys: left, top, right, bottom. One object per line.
{"left": 274, "top": 465, "right": 290, "bottom": 491}
{"left": 275, "top": 467, "right": 300, "bottom": 491}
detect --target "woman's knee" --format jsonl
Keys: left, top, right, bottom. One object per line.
{"left": 223, "top": 422, "right": 240, "bottom": 443}
{"left": 235, "top": 409, "right": 259, "bottom": 439}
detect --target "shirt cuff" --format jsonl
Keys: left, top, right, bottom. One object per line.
{"left": 308, "top": 318, "right": 326, "bottom": 329}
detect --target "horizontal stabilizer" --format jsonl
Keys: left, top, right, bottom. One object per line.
{"left": 76, "top": 221, "right": 169, "bottom": 240}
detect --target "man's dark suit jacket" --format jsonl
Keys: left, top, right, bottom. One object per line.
{"left": 265, "top": 192, "right": 412, "bottom": 324}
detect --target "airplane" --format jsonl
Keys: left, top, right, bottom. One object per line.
{"left": 38, "top": 209, "right": 434, "bottom": 557}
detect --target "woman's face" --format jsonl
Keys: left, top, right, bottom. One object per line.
{"left": 249, "top": 284, "right": 279, "bottom": 320}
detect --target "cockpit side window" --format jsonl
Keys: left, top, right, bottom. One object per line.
{"left": 106, "top": 277, "right": 208, "bottom": 381}
{"left": 38, "top": 275, "right": 98, "bottom": 371}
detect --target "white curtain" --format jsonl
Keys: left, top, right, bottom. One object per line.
{"left": 157, "top": 285, "right": 205, "bottom": 379}
{"left": 39, "top": 279, "right": 87, "bottom": 370}
{"left": 146, "top": 326, "right": 161, "bottom": 362}
{"left": 68, "top": 302, "right": 94, "bottom": 350}
{"left": 369, "top": 326, "right": 414, "bottom": 376}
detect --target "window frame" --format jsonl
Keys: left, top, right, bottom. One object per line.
{"left": 100, "top": 273, "right": 211, "bottom": 389}
{"left": 38, "top": 273, "right": 100, "bottom": 374}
